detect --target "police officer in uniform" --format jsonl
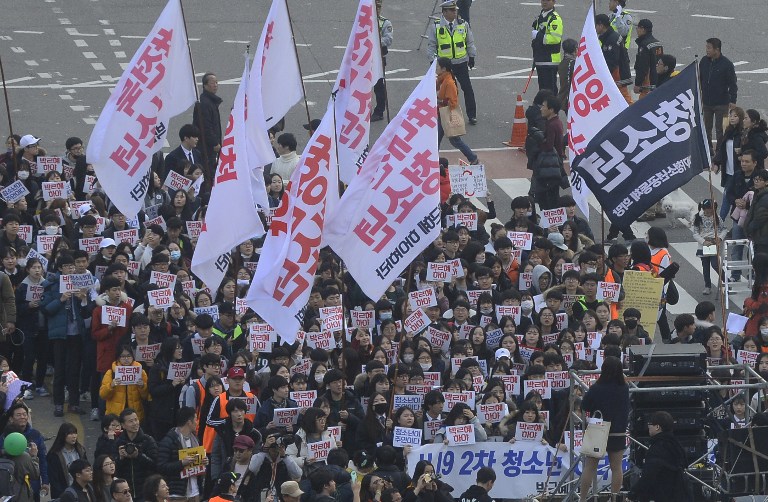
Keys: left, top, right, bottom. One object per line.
{"left": 427, "top": 0, "right": 478, "bottom": 124}
{"left": 532, "top": 0, "right": 563, "bottom": 94}
{"left": 371, "top": 0, "right": 393, "bottom": 122}
{"left": 633, "top": 19, "right": 663, "bottom": 98}
{"left": 608, "top": 0, "right": 634, "bottom": 104}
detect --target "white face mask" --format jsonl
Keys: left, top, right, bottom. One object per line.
{"left": 420, "top": 362, "right": 432, "bottom": 371}
{"left": 402, "top": 354, "right": 414, "bottom": 364}
{"left": 586, "top": 267, "right": 597, "bottom": 274}
{"left": 45, "top": 226, "right": 59, "bottom": 236}
{"left": 237, "top": 279, "right": 250, "bottom": 287}
{"left": 480, "top": 307, "right": 493, "bottom": 315}
{"left": 17, "top": 171, "right": 29, "bottom": 181}
{"left": 314, "top": 374, "right": 326, "bottom": 384}
{"left": 521, "top": 300, "right": 534, "bottom": 312}
{"left": 380, "top": 312, "right": 392, "bottom": 320}
{"left": 16, "top": 258, "right": 26, "bottom": 268}
{"left": 761, "top": 327, "right": 768, "bottom": 336}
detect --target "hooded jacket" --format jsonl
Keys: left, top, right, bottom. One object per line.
{"left": 530, "top": 264, "right": 553, "bottom": 296}
{"left": 99, "top": 361, "right": 150, "bottom": 421}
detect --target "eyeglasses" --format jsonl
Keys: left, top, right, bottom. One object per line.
{"left": 116, "top": 490, "right": 131, "bottom": 495}
{"left": 103, "top": 461, "right": 116, "bottom": 466}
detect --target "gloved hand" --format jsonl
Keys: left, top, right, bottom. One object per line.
{"left": 468, "top": 57, "right": 475, "bottom": 69}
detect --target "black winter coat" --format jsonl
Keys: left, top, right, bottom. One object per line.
{"left": 628, "top": 431, "right": 692, "bottom": 502}
{"left": 156, "top": 428, "right": 204, "bottom": 498}
{"left": 114, "top": 429, "right": 158, "bottom": 502}
{"left": 699, "top": 54, "right": 738, "bottom": 106}
{"left": 148, "top": 359, "right": 182, "bottom": 428}
{"left": 193, "top": 90, "right": 223, "bottom": 158}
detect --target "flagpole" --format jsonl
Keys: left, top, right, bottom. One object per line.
{"left": 0, "top": 51, "right": 18, "bottom": 175}
{"left": 374, "top": 10, "right": 391, "bottom": 123}
{"left": 284, "top": 0, "right": 313, "bottom": 135}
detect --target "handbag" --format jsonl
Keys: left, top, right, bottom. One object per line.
{"left": 439, "top": 105, "right": 466, "bottom": 138}
{"left": 579, "top": 410, "right": 611, "bottom": 458}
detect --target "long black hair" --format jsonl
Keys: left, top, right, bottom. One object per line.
{"left": 596, "top": 356, "right": 625, "bottom": 386}
{"left": 693, "top": 199, "right": 719, "bottom": 229}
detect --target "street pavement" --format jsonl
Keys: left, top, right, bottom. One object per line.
{"left": 1, "top": 0, "right": 767, "bottom": 438}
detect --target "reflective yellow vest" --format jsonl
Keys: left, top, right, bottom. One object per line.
{"left": 610, "top": 10, "right": 633, "bottom": 50}
{"left": 435, "top": 21, "right": 468, "bottom": 60}
{"left": 533, "top": 11, "right": 563, "bottom": 64}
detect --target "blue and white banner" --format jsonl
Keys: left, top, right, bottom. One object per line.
{"left": 570, "top": 62, "right": 709, "bottom": 228}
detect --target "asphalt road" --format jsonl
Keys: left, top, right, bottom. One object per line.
{"left": 1, "top": 0, "right": 768, "bottom": 441}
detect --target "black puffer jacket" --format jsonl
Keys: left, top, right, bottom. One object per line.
{"left": 156, "top": 428, "right": 204, "bottom": 498}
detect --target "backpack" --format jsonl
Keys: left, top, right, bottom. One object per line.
{"left": 50, "top": 486, "right": 79, "bottom": 502}
{"left": 0, "top": 458, "right": 21, "bottom": 499}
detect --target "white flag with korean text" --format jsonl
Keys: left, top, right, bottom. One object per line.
{"left": 246, "top": 0, "right": 303, "bottom": 211}
{"left": 567, "top": 5, "right": 629, "bottom": 218}
{"left": 334, "top": 0, "right": 384, "bottom": 184}
{"left": 245, "top": 101, "right": 339, "bottom": 343}
{"left": 324, "top": 62, "right": 440, "bottom": 301}
{"left": 86, "top": 0, "right": 196, "bottom": 218}
{"left": 191, "top": 58, "right": 265, "bottom": 290}
{"left": 249, "top": 0, "right": 304, "bottom": 130}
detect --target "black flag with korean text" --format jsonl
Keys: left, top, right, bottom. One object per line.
{"left": 570, "top": 62, "right": 710, "bottom": 228}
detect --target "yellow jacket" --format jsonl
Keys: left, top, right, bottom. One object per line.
{"left": 100, "top": 361, "right": 150, "bottom": 421}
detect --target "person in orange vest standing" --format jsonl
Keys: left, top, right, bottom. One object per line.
{"left": 604, "top": 244, "right": 629, "bottom": 320}
{"left": 205, "top": 367, "right": 257, "bottom": 467}
{"left": 648, "top": 228, "right": 676, "bottom": 342}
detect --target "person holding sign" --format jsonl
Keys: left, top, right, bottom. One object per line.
{"left": 148, "top": 336, "right": 185, "bottom": 441}
{"left": 16, "top": 257, "right": 49, "bottom": 397}
{"left": 156, "top": 407, "right": 207, "bottom": 501}
{"left": 99, "top": 345, "right": 149, "bottom": 422}
{"left": 285, "top": 407, "right": 339, "bottom": 476}
{"left": 355, "top": 392, "right": 393, "bottom": 457}
{"left": 40, "top": 253, "right": 91, "bottom": 417}
{"left": 433, "top": 402, "right": 487, "bottom": 444}
{"left": 579, "top": 356, "right": 630, "bottom": 502}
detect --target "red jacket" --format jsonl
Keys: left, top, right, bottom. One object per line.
{"left": 91, "top": 293, "right": 134, "bottom": 373}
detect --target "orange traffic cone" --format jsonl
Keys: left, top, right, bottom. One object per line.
{"left": 502, "top": 94, "right": 527, "bottom": 149}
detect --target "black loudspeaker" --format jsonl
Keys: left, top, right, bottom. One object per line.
{"left": 628, "top": 344, "right": 708, "bottom": 377}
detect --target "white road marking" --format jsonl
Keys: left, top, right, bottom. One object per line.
{"left": 66, "top": 28, "right": 98, "bottom": 36}
{"left": 13, "top": 30, "right": 44, "bottom": 34}
{"left": 4, "top": 77, "right": 34, "bottom": 84}
{"left": 74, "top": 40, "right": 88, "bottom": 47}
{"left": 92, "top": 63, "right": 106, "bottom": 70}
{"left": 496, "top": 56, "right": 533, "bottom": 61}
{"left": 628, "top": 9, "right": 657, "bottom": 13}
{"left": 388, "top": 49, "right": 411, "bottom": 53}
{"left": 37, "top": 73, "right": 52, "bottom": 78}
{"left": 304, "top": 69, "right": 340, "bottom": 79}
{"left": 733, "top": 61, "right": 749, "bottom": 66}
{"left": 691, "top": 14, "right": 735, "bottom": 20}
{"left": 58, "top": 18, "right": 71, "bottom": 25}
{"left": 104, "top": 29, "right": 115, "bottom": 35}
{"left": 82, "top": 117, "right": 97, "bottom": 125}
{"left": 295, "top": 43, "right": 311, "bottom": 47}
{"left": 10, "top": 47, "right": 25, "bottom": 53}
{"left": 224, "top": 40, "right": 250, "bottom": 44}
{"left": 99, "top": 20, "right": 110, "bottom": 25}
{"left": 52, "top": 7, "right": 63, "bottom": 13}
{"left": 114, "top": 51, "right": 126, "bottom": 58}
{"left": 120, "top": 62, "right": 129, "bottom": 70}
{"left": 120, "top": 35, "right": 145, "bottom": 39}
{"left": 109, "top": 40, "right": 121, "bottom": 46}
{"left": 738, "top": 68, "right": 768, "bottom": 74}
{"left": 70, "top": 105, "right": 89, "bottom": 111}
{"left": 82, "top": 52, "right": 97, "bottom": 59}
{"left": 24, "top": 60, "right": 39, "bottom": 66}
{"left": 59, "top": 94, "right": 73, "bottom": 100}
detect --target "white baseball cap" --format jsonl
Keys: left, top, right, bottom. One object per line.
{"left": 99, "top": 238, "right": 117, "bottom": 249}
{"left": 19, "top": 135, "right": 41, "bottom": 148}
{"left": 495, "top": 348, "right": 511, "bottom": 360}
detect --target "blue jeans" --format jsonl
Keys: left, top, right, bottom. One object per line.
{"left": 438, "top": 118, "right": 477, "bottom": 163}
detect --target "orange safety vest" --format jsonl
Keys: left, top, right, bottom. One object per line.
{"left": 650, "top": 248, "right": 670, "bottom": 277}
{"left": 604, "top": 269, "right": 620, "bottom": 320}
{"left": 202, "top": 391, "right": 256, "bottom": 453}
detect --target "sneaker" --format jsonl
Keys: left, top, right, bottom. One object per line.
{"left": 80, "top": 391, "right": 91, "bottom": 402}
{"left": 36, "top": 387, "right": 50, "bottom": 397}
{"left": 370, "top": 113, "right": 384, "bottom": 122}
{"left": 67, "top": 405, "right": 86, "bottom": 415}
{"left": 64, "top": 389, "right": 69, "bottom": 402}
{"left": 90, "top": 408, "right": 100, "bottom": 422}
{"left": 703, "top": 287, "right": 711, "bottom": 295}
{"left": 23, "top": 390, "right": 34, "bottom": 400}
{"left": 468, "top": 117, "right": 478, "bottom": 125}
{"left": 54, "top": 405, "right": 64, "bottom": 418}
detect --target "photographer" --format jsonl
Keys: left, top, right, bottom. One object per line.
{"left": 248, "top": 429, "right": 301, "bottom": 497}
{"left": 114, "top": 408, "right": 157, "bottom": 502}
{"left": 156, "top": 407, "right": 208, "bottom": 502}
{"left": 403, "top": 460, "right": 452, "bottom": 502}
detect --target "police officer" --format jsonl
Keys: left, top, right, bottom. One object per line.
{"left": 427, "top": 0, "right": 478, "bottom": 124}
{"left": 532, "top": 0, "right": 563, "bottom": 94}
{"left": 608, "top": 0, "right": 633, "bottom": 104}
{"left": 633, "top": 19, "right": 663, "bottom": 98}
{"left": 371, "top": 0, "right": 393, "bottom": 122}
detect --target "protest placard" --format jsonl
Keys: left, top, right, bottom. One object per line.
{"left": 135, "top": 343, "right": 161, "bottom": 363}
{"left": 306, "top": 331, "right": 333, "bottom": 350}
{"left": 546, "top": 371, "right": 570, "bottom": 391}
{"left": 393, "top": 427, "right": 423, "bottom": 448}
{"left": 25, "top": 284, "right": 44, "bottom": 302}
{"left": 186, "top": 220, "right": 203, "bottom": 240}
{"left": 42, "top": 181, "right": 67, "bottom": 201}
{"left": 327, "top": 426, "right": 342, "bottom": 444}
{"left": 114, "top": 365, "right": 142, "bottom": 385}
{"left": 447, "top": 258, "right": 465, "bottom": 278}
{"left": 114, "top": 229, "right": 139, "bottom": 246}
{"left": 350, "top": 310, "right": 374, "bottom": 329}
{"left": 38, "top": 156, "right": 63, "bottom": 174}
{"left": 426, "top": 262, "right": 452, "bottom": 283}
{"left": 393, "top": 394, "right": 424, "bottom": 411}
{"left": 425, "top": 326, "right": 451, "bottom": 351}
{"left": 168, "top": 362, "right": 193, "bottom": 380}
{"left": 147, "top": 288, "right": 174, "bottom": 308}
{"left": 0, "top": 181, "right": 30, "bottom": 204}
{"left": 515, "top": 422, "right": 544, "bottom": 442}
{"left": 60, "top": 273, "right": 95, "bottom": 293}
{"left": 178, "top": 446, "right": 206, "bottom": 479}
{"left": 596, "top": 281, "right": 621, "bottom": 302}
{"left": 103, "top": 305, "right": 127, "bottom": 327}
{"left": 319, "top": 306, "right": 344, "bottom": 332}
{"left": 290, "top": 391, "right": 317, "bottom": 409}
{"left": 448, "top": 165, "right": 488, "bottom": 197}
{"left": 618, "top": 270, "right": 664, "bottom": 337}
{"left": 194, "top": 305, "right": 220, "bottom": 322}
{"left": 446, "top": 424, "right": 476, "bottom": 446}
{"left": 290, "top": 358, "right": 312, "bottom": 376}
{"left": 446, "top": 212, "right": 478, "bottom": 231}
{"left": 443, "top": 391, "right": 475, "bottom": 412}
{"left": 477, "top": 403, "right": 508, "bottom": 425}
{"left": 499, "top": 374, "right": 521, "bottom": 396}
{"left": 274, "top": 408, "right": 300, "bottom": 427}
{"left": 308, "top": 440, "right": 332, "bottom": 462}
{"left": 404, "top": 309, "right": 430, "bottom": 334}
{"left": 540, "top": 207, "right": 567, "bottom": 228}
{"left": 145, "top": 215, "right": 166, "bottom": 231}
{"left": 230, "top": 396, "right": 259, "bottom": 415}
{"left": 164, "top": 170, "right": 193, "bottom": 192}
{"left": 518, "top": 272, "right": 533, "bottom": 291}
{"left": 150, "top": 271, "right": 177, "bottom": 291}
{"left": 14, "top": 225, "right": 32, "bottom": 245}
{"left": 423, "top": 372, "right": 441, "bottom": 388}
{"left": 408, "top": 289, "right": 437, "bottom": 310}
{"left": 424, "top": 420, "right": 442, "bottom": 441}
{"left": 506, "top": 231, "right": 533, "bottom": 250}
{"left": 523, "top": 379, "right": 551, "bottom": 399}
{"left": 495, "top": 305, "right": 521, "bottom": 324}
